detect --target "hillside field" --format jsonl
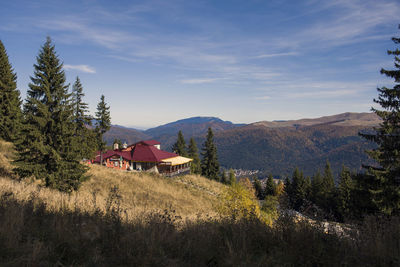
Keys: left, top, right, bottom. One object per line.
{"left": 0, "top": 139, "right": 398, "bottom": 266}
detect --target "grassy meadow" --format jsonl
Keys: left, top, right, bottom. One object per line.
{"left": 0, "top": 139, "right": 224, "bottom": 222}
{"left": 0, "top": 139, "right": 399, "bottom": 266}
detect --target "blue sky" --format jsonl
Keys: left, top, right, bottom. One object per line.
{"left": 1, "top": 0, "right": 399, "bottom": 128}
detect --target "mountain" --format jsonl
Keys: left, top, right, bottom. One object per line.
{"left": 102, "top": 112, "right": 381, "bottom": 178}
{"left": 215, "top": 112, "right": 381, "bottom": 178}
{"left": 144, "top": 117, "right": 244, "bottom": 150}
{"left": 253, "top": 112, "right": 380, "bottom": 128}
{"left": 103, "top": 125, "right": 150, "bottom": 146}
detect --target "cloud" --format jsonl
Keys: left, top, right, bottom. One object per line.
{"left": 64, "top": 64, "right": 96, "bottom": 73}
{"left": 180, "top": 78, "right": 222, "bottom": 84}
{"left": 286, "top": 89, "right": 357, "bottom": 98}
{"left": 255, "top": 52, "right": 298, "bottom": 58}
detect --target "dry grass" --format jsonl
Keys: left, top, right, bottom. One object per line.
{"left": 0, "top": 139, "right": 225, "bottom": 222}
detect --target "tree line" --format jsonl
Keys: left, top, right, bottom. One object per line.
{"left": 171, "top": 128, "right": 237, "bottom": 184}
{"left": 0, "top": 37, "right": 111, "bottom": 192}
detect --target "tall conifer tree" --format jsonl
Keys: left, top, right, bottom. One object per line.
{"left": 71, "top": 76, "right": 96, "bottom": 159}
{"left": 0, "top": 40, "right": 22, "bottom": 141}
{"left": 320, "top": 161, "right": 335, "bottom": 211}
{"left": 359, "top": 26, "right": 400, "bottom": 215}
{"left": 201, "top": 127, "right": 220, "bottom": 180}
{"left": 14, "top": 37, "right": 87, "bottom": 192}
{"left": 188, "top": 137, "right": 201, "bottom": 174}
{"left": 95, "top": 95, "right": 111, "bottom": 164}
{"left": 265, "top": 174, "right": 277, "bottom": 196}
{"left": 253, "top": 177, "right": 263, "bottom": 199}
{"left": 172, "top": 130, "right": 187, "bottom": 156}
{"left": 336, "top": 166, "right": 353, "bottom": 220}
{"left": 289, "top": 168, "right": 307, "bottom": 210}
{"left": 311, "top": 170, "right": 324, "bottom": 206}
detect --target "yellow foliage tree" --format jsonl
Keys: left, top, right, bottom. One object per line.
{"left": 218, "top": 180, "right": 261, "bottom": 220}
{"left": 275, "top": 180, "right": 285, "bottom": 196}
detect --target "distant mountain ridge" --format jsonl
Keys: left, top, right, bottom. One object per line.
{"left": 104, "top": 112, "right": 380, "bottom": 177}
{"left": 252, "top": 112, "right": 380, "bottom": 128}
{"left": 143, "top": 116, "right": 244, "bottom": 149}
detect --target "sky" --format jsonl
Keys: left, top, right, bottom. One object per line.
{"left": 1, "top": 0, "right": 400, "bottom": 129}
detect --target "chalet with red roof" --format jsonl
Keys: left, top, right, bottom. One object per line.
{"left": 94, "top": 140, "right": 192, "bottom": 176}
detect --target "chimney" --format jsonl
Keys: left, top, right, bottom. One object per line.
{"left": 113, "top": 143, "right": 119, "bottom": 150}
{"left": 123, "top": 142, "right": 127, "bottom": 149}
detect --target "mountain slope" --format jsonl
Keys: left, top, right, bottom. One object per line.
{"left": 102, "top": 112, "right": 380, "bottom": 177}
{"left": 103, "top": 125, "right": 150, "bottom": 145}
{"left": 215, "top": 122, "right": 376, "bottom": 178}
{"left": 144, "top": 116, "right": 244, "bottom": 149}
{"left": 253, "top": 112, "right": 380, "bottom": 128}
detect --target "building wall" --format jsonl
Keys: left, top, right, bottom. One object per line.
{"left": 105, "top": 158, "right": 130, "bottom": 170}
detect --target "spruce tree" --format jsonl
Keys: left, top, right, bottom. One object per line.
{"left": 359, "top": 26, "right": 400, "bottom": 215}
{"left": 14, "top": 37, "right": 87, "bottom": 192}
{"left": 265, "top": 174, "right": 277, "bottom": 196}
{"left": 0, "top": 40, "right": 22, "bottom": 142}
{"left": 172, "top": 130, "right": 187, "bottom": 156}
{"left": 336, "top": 166, "right": 353, "bottom": 220}
{"left": 201, "top": 127, "right": 220, "bottom": 180}
{"left": 72, "top": 77, "right": 91, "bottom": 130}
{"left": 71, "top": 76, "right": 96, "bottom": 159}
{"left": 95, "top": 95, "right": 111, "bottom": 164}
{"left": 188, "top": 137, "right": 201, "bottom": 174}
{"left": 289, "top": 168, "right": 307, "bottom": 210}
{"left": 253, "top": 177, "right": 263, "bottom": 199}
{"left": 311, "top": 170, "right": 324, "bottom": 206}
{"left": 321, "top": 161, "right": 335, "bottom": 210}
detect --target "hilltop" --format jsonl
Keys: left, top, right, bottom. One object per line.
{"left": 252, "top": 112, "right": 380, "bottom": 128}
{"left": 0, "top": 139, "right": 224, "bottom": 220}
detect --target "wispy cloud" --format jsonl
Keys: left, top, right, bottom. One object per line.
{"left": 180, "top": 78, "right": 223, "bottom": 84}
{"left": 291, "top": 0, "right": 400, "bottom": 48}
{"left": 255, "top": 52, "right": 298, "bottom": 58}
{"left": 286, "top": 89, "right": 357, "bottom": 98}
{"left": 64, "top": 64, "right": 96, "bottom": 73}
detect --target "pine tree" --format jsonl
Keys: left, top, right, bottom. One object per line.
{"left": 13, "top": 37, "right": 87, "bottom": 192}
{"left": 320, "top": 161, "right": 335, "bottom": 211}
{"left": 95, "top": 95, "right": 111, "bottom": 164}
{"left": 72, "top": 77, "right": 91, "bottom": 130}
{"left": 289, "top": 168, "right": 307, "bottom": 210}
{"left": 229, "top": 169, "right": 236, "bottom": 185}
{"left": 359, "top": 26, "right": 400, "bottom": 215}
{"left": 71, "top": 76, "right": 96, "bottom": 159}
{"left": 0, "top": 40, "right": 22, "bottom": 142}
{"left": 172, "top": 130, "right": 187, "bottom": 156}
{"left": 265, "top": 174, "right": 277, "bottom": 196}
{"left": 188, "top": 137, "right": 201, "bottom": 174}
{"left": 253, "top": 177, "right": 263, "bottom": 199}
{"left": 336, "top": 165, "right": 353, "bottom": 220}
{"left": 201, "top": 127, "right": 220, "bottom": 180}
{"left": 311, "top": 170, "right": 324, "bottom": 206}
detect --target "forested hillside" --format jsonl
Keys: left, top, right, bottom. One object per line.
{"left": 215, "top": 123, "right": 376, "bottom": 177}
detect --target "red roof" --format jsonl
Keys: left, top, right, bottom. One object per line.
{"left": 131, "top": 144, "right": 177, "bottom": 162}
{"left": 140, "top": 140, "right": 161, "bottom": 146}
{"left": 94, "top": 142, "right": 177, "bottom": 163}
{"left": 125, "top": 140, "right": 161, "bottom": 150}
